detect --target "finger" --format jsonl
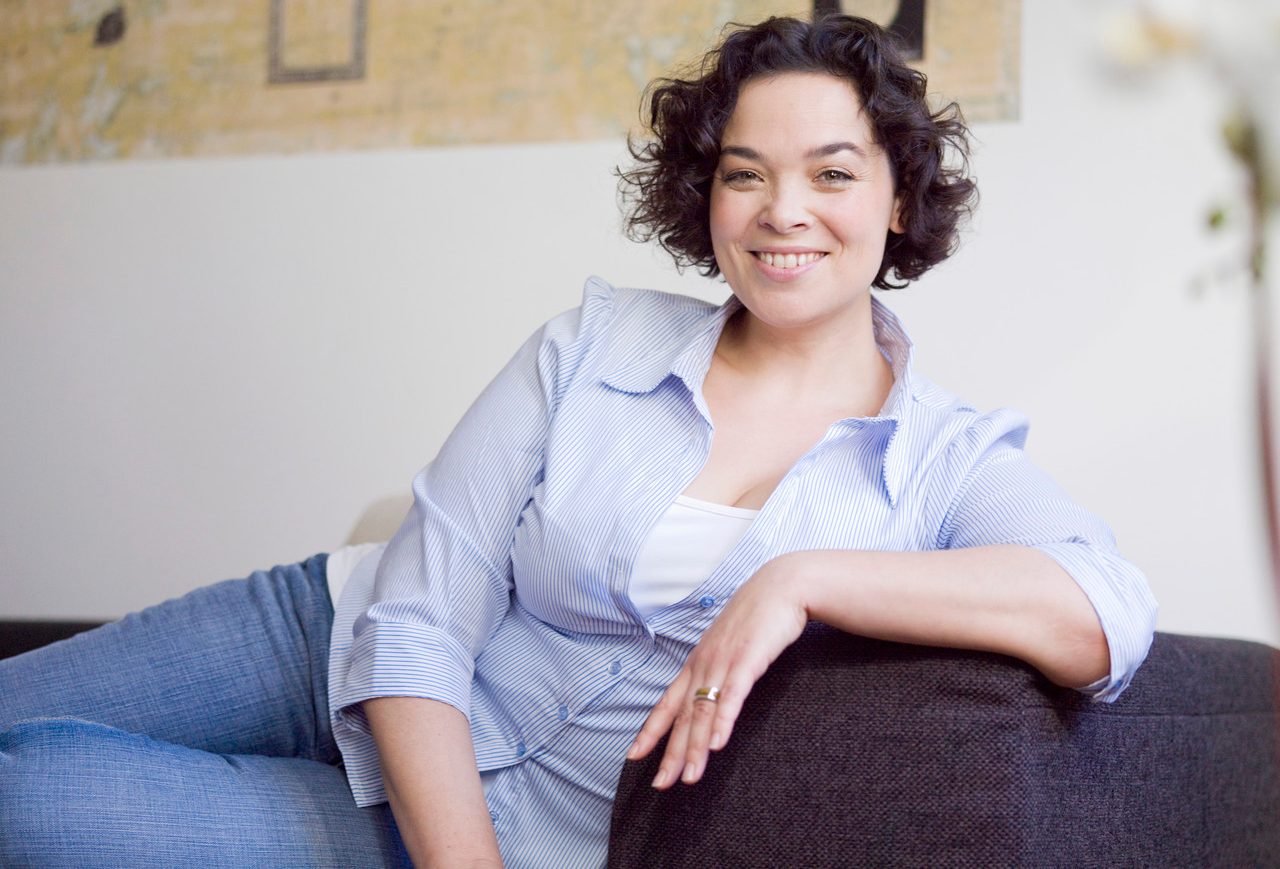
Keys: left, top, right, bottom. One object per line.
{"left": 655, "top": 670, "right": 716, "bottom": 793}
{"left": 627, "top": 674, "right": 687, "bottom": 761}
{"left": 679, "top": 685, "right": 722, "bottom": 784}
{"left": 706, "top": 672, "right": 753, "bottom": 752}
{"left": 681, "top": 665, "right": 752, "bottom": 782}
{"left": 625, "top": 705, "right": 669, "bottom": 761}
{"left": 652, "top": 697, "right": 695, "bottom": 790}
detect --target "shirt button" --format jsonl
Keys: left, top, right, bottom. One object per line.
{"left": 557, "top": 705, "right": 569, "bottom": 721}
{"left": 489, "top": 811, "right": 498, "bottom": 823}
{"left": 609, "top": 661, "right": 622, "bottom": 676}
{"left": 516, "top": 741, "right": 527, "bottom": 757}
{"left": 699, "top": 595, "right": 716, "bottom": 608}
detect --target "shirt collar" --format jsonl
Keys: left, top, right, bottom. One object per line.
{"left": 599, "top": 294, "right": 742, "bottom": 396}
{"left": 600, "top": 292, "right": 919, "bottom": 507}
{"left": 866, "top": 296, "right": 915, "bottom": 508}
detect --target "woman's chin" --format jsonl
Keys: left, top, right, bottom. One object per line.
{"left": 730, "top": 283, "right": 873, "bottom": 337}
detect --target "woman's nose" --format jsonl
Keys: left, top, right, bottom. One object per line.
{"left": 757, "top": 183, "right": 811, "bottom": 234}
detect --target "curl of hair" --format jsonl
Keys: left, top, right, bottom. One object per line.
{"left": 618, "top": 15, "right": 977, "bottom": 290}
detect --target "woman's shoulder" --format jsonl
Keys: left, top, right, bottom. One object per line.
{"left": 894, "top": 369, "right": 1034, "bottom": 480}
{"left": 577, "top": 276, "right": 721, "bottom": 323}
{"left": 552, "top": 276, "right": 726, "bottom": 355}
{"left": 528, "top": 277, "right": 726, "bottom": 396}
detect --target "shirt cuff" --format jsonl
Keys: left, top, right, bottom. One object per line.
{"left": 1032, "top": 540, "right": 1158, "bottom": 703}
{"left": 335, "top": 620, "right": 476, "bottom": 724}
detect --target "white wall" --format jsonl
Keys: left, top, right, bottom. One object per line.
{"left": 3, "top": 3, "right": 1277, "bottom": 646}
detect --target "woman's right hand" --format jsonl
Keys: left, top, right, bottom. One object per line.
{"left": 627, "top": 553, "right": 808, "bottom": 789}
{"left": 363, "top": 696, "right": 503, "bottom": 868}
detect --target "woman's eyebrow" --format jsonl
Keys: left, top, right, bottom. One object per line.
{"left": 718, "top": 142, "right": 869, "bottom": 161}
{"left": 805, "top": 141, "right": 868, "bottom": 159}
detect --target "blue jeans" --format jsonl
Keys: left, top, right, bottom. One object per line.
{"left": 0, "top": 555, "right": 411, "bottom": 868}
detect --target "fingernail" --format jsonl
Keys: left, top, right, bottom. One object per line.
{"left": 651, "top": 767, "right": 669, "bottom": 789}
{"left": 626, "top": 741, "right": 641, "bottom": 760}
{"left": 710, "top": 730, "right": 724, "bottom": 750}
{"left": 682, "top": 762, "right": 700, "bottom": 784}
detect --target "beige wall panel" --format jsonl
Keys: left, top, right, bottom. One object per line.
{"left": 0, "top": 0, "right": 1015, "bottom": 164}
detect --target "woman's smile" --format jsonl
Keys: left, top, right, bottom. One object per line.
{"left": 752, "top": 250, "right": 826, "bottom": 269}
{"left": 748, "top": 248, "right": 827, "bottom": 283}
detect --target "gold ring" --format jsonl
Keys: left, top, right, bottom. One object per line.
{"left": 693, "top": 686, "right": 721, "bottom": 703}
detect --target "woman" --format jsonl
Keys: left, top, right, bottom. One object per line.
{"left": 0, "top": 14, "right": 1156, "bottom": 869}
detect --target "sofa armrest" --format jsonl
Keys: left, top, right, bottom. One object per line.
{"left": 607, "top": 626, "right": 1280, "bottom": 868}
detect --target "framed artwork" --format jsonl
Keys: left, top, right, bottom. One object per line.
{"left": 0, "top": 0, "right": 1018, "bottom": 164}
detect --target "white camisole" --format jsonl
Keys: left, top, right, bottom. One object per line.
{"left": 628, "top": 494, "right": 759, "bottom": 618}
{"left": 325, "top": 496, "right": 760, "bottom": 619}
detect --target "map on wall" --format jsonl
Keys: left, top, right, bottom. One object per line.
{"left": 0, "top": 0, "right": 1020, "bottom": 164}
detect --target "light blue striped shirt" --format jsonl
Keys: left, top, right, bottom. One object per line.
{"left": 328, "top": 277, "right": 1157, "bottom": 868}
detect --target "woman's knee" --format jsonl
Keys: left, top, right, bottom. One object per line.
{"left": 0, "top": 718, "right": 153, "bottom": 866}
{"left": 0, "top": 717, "right": 408, "bottom": 868}
{"left": 1, "top": 718, "right": 267, "bottom": 866}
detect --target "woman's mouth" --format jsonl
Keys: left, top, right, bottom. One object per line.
{"left": 752, "top": 251, "right": 826, "bottom": 269}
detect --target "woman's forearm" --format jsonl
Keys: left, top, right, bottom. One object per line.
{"left": 363, "top": 696, "right": 502, "bottom": 868}
{"left": 785, "top": 545, "right": 1110, "bottom": 688}
{"left": 633, "top": 543, "right": 1113, "bottom": 790}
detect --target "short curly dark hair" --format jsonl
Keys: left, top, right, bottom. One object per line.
{"left": 618, "top": 15, "right": 977, "bottom": 290}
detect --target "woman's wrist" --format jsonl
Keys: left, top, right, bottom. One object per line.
{"left": 756, "top": 549, "right": 843, "bottom": 623}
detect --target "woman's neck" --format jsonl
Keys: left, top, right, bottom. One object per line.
{"left": 714, "top": 300, "right": 894, "bottom": 416}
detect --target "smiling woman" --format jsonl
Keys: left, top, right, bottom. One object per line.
{"left": 0, "top": 14, "right": 1156, "bottom": 869}
{"left": 612, "top": 19, "right": 1150, "bottom": 798}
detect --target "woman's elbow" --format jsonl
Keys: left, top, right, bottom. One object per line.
{"left": 1034, "top": 611, "right": 1111, "bottom": 690}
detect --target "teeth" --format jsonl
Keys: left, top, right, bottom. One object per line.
{"left": 755, "top": 251, "right": 824, "bottom": 269}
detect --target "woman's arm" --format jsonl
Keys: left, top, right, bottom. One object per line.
{"left": 629, "top": 543, "right": 1108, "bottom": 790}
{"left": 329, "top": 283, "right": 618, "bottom": 809}
{"left": 803, "top": 545, "right": 1108, "bottom": 686}
{"left": 364, "top": 696, "right": 502, "bottom": 868}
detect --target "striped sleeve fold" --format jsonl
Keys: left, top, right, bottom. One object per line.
{"left": 1031, "top": 539, "right": 1157, "bottom": 701}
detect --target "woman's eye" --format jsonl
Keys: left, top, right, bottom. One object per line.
{"left": 817, "top": 168, "right": 855, "bottom": 185}
{"left": 721, "top": 170, "right": 762, "bottom": 186}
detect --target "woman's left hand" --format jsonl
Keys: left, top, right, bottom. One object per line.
{"left": 626, "top": 552, "right": 811, "bottom": 789}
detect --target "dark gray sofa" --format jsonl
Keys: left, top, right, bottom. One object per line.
{"left": 607, "top": 627, "right": 1280, "bottom": 868}
{"left": 0, "top": 621, "right": 104, "bottom": 660}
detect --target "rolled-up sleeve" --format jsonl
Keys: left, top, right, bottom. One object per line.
{"left": 331, "top": 281, "right": 615, "bottom": 735}
{"left": 934, "top": 409, "right": 1158, "bottom": 702}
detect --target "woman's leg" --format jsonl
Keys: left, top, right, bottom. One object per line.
{"left": 0, "top": 718, "right": 410, "bottom": 868}
{"left": 0, "top": 555, "right": 411, "bottom": 866}
{"left": 0, "top": 555, "right": 337, "bottom": 760}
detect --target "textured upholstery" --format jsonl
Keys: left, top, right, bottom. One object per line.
{"left": 607, "top": 628, "right": 1280, "bottom": 868}
{"left": 0, "top": 621, "right": 104, "bottom": 660}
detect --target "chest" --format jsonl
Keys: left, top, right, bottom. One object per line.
{"left": 683, "top": 403, "right": 833, "bottom": 509}
{"left": 508, "top": 378, "right": 923, "bottom": 633}
{"left": 684, "top": 361, "right": 888, "bottom": 510}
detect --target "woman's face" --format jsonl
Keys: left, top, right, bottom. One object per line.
{"left": 709, "top": 72, "right": 903, "bottom": 336}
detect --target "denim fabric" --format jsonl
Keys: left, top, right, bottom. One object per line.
{"left": 0, "top": 556, "right": 410, "bottom": 868}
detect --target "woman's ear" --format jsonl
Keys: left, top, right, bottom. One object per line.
{"left": 890, "top": 195, "right": 905, "bottom": 235}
